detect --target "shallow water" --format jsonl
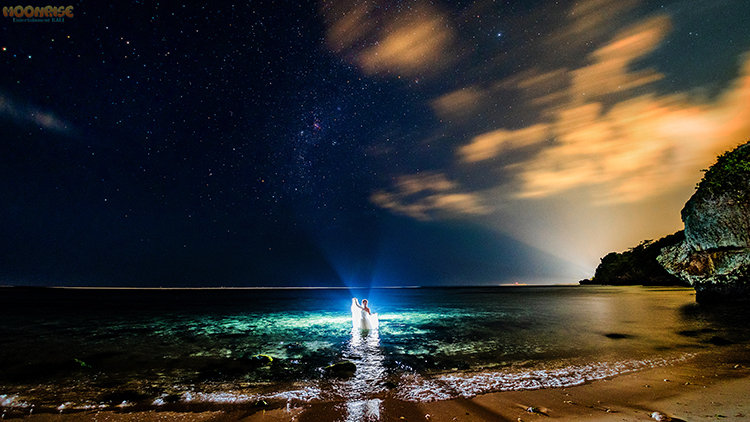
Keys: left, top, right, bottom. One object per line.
{"left": 0, "top": 285, "right": 748, "bottom": 414}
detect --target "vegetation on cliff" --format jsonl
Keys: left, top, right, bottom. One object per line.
{"left": 581, "top": 231, "right": 688, "bottom": 286}
{"left": 584, "top": 140, "right": 750, "bottom": 291}
{"left": 658, "top": 140, "right": 750, "bottom": 302}
{"left": 695, "top": 141, "right": 750, "bottom": 202}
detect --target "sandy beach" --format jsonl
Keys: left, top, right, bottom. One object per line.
{"left": 15, "top": 344, "right": 750, "bottom": 422}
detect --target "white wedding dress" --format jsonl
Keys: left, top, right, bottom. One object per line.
{"left": 351, "top": 298, "right": 378, "bottom": 330}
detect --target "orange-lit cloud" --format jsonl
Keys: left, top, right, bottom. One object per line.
{"left": 359, "top": 14, "right": 453, "bottom": 77}
{"left": 323, "top": 0, "right": 750, "bottom": 226}
{"left": 459, "top": 124, "right": 550, "bottom": 163}
{"left": 454, "top": 14, "right": 750, "bottom": 204}
{"left": 370, "top": 173, "right": 489, "bottom": 220}
{"left": 516, "top": 54, "right": 750, "bottom": 203}
{"left": 431, "top": 87, "right": 483, "bottom": 121}
{"left": 320, "top": 0, "right": 455, "bottom": 78}
{"left": 321, "top": 0, "right": 373, "bottom": 54}
{"left": 547, "top": 0, "right": 640, "bottom": 51}
{"left": 571, "top": 16, "right": 669, "bottom": 100}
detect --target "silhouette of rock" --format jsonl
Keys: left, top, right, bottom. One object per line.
{"left": 659, "top": 142, "right": 750, "bottom": 303}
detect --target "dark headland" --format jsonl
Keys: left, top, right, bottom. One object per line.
{"left": 583, "top": 141, "right": 750, "bottom": 303}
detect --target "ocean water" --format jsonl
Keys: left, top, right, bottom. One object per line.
{"left": 1, "top": 285, "right": 748, "bottom": 415}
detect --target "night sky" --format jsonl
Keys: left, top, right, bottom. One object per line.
{"left": 2, "top": 0, "right": 750, "bottom": 287}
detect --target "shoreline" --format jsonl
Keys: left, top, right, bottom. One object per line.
{"left": 13, "top": 344, "right": 750, "bottom": 421}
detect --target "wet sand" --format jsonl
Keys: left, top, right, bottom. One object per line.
{"left": 16, "top": 345, "right": 750, "bottom": 422}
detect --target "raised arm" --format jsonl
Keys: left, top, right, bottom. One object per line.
{"left": 352, "top": 298, "right": 362, "bottom": 309}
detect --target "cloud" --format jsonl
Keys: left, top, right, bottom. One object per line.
{"left": 359, "top": 13, "right": 454, "bottom": 77}
{"left": 321, "top": 0, "right": 373, "bottom": 54}
{"left": 431, "top": 87, "right": 483, "bottom": 121}
{"left": 0, "top": 92, "right": 71, "bottom": 133}
{"left": 514, "top": 53, "right": 750, "bottom": 203}
{"left": 370, "top": 173, "right": 489, "bottom": 221}
{"left": 570, "top": 15, "right": 669, "bottom": 101}
{"left": 324, "top": 0, "right": 750, "bottom": 221}
{"left": 451, "top": 13, "right": 750, "bottom": 204}
{"left": 458, "top": 124, "right": 550, "bottom": 163}
{"left": 320, "top": 0, "right": 455, "bottom": 78}
{"left": 546, "top": 0, "right": 640, "bottom": 52}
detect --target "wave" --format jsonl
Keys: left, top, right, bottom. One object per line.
{"left": 395, "top": 354, "right": 695, "bottom": 402}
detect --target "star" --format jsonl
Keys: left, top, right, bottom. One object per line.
{"left": 1, "top": 0, "right": 749, "bottom": 288}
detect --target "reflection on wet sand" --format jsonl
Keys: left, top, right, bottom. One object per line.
{"left": 341, "top": 327, "right": 386, "bottom": 421}
{"left": 345, "top": 398, "right": 382, "bottom": 422}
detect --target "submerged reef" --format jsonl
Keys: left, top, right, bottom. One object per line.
{"left": 658, "top": 142, "right": 750, "bottom": 303}
{"left": 580, "top": 232, "right": 687, "bottom": 286}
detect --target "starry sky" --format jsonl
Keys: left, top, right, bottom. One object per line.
{"left": 2, "top": 0, "right": 750, "bottom": 287}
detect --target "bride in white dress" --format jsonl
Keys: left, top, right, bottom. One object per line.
{"left": 351, "top": 298, "right": 378, "bottom": 330}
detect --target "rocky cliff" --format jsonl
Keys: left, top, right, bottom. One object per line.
{"left": 658, "top": 142, "right": 750, "bottom": 302}
{"left": 581, "top": 232, "right": 687, "bottom": 286}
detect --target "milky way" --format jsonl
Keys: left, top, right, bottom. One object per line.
{"left": 2, "top": 0, "right": 749, "bottom": 286}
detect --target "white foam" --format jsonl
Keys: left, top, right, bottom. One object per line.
{"left": 180, "top": 391, "right": 255, "bottom": 405}
{"left": 397, "top": 354, "right": 694, "bottom": 402}
{"left": 0, "top": 395, "right": 29, "bottom": 408}
{"left": 169, "top": 385, "right": 322, "bottom": 407}
{"left": 56, "top": 402, "right": 72, "bottom": 412}
{"left": 267, "top": 386, "right": 322, "bottom": 402}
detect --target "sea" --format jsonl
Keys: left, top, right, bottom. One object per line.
{"left": 1, "top": 285, "right": 749, "bottom": 417}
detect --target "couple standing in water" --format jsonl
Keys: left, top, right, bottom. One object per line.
{"left": 352, "top": 298, "right": 377, "bottom": 330}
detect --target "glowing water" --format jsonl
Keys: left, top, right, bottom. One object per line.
{"left": 1, "top": 286, "right": 748, "bottom": 413}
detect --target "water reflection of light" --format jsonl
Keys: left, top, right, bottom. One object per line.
{"left": 345, "top": 399, "right": 382, "bottom": 422}
{"left": 340, "top": 326, "right": 387, "bottom": 420}
{"left": 344, "top": 328, "right": 386, "bottom": 397}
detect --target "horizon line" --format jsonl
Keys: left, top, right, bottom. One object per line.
{"left": 0, "top": 284, "right": 580, "bottom": 290}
